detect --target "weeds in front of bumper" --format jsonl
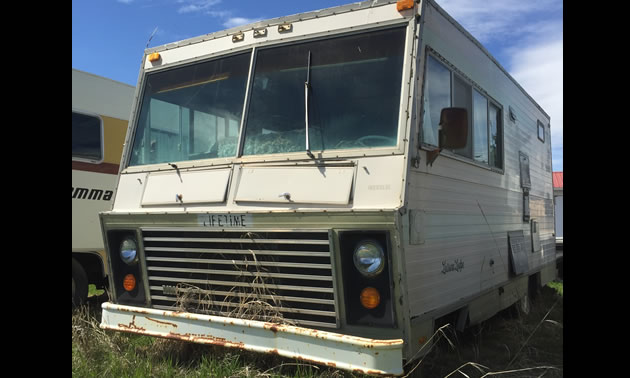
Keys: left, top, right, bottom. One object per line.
{"left": 173, "top": 232, "right": 295, "bottom": 326}
{"left": 72, "top": 304, "right": 334, "bottom": 377}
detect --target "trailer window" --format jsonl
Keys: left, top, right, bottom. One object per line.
{"left": 422, "top": 55, "right": 451, "bottom": 147}
{"left": 72, "top": 111, "right": 102, "bottom": 162}
{"left": 129, "top": 52, "right": 251, "bottom": 166}
{"left": 537, "top": 120, "right": 545, "bottom": 142}
{"left": 422, "top": 52, "right": 503, "bottom": 170}
{"left": 242, "top": 27, "right": 406, "bottom": 156}
{"left": 452, "top": 75, "right": 472, "bottom": 158}
{"left": 473, "top": 89, "right": 488, "bottom": 164}
{"left": 489, "top": 103, "right": 502, "bottom": 169}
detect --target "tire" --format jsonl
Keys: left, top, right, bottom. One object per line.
{"left": 72, "top": 258, "right": 88, "bottom": 308}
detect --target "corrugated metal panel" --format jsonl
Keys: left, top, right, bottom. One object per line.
{"left": 552, "top": 172, "right": 563, "bottom": 189}
{"left": 404, "top": 0, "right": 555, "bottom": 318}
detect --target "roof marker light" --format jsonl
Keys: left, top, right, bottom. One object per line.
{"left": 148, "top": 52, "right": 161, "bottom": 62}
{"left": 396, "top": 0, "right": 415, "bottom": 11}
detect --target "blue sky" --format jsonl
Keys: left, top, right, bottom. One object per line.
{"left": 72, "top": 0, "right": 563, "bottom": 171}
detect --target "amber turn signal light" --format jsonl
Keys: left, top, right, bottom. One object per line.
{"left": 396, "top": 0, "right": 414, "bottom": 11}
{"left": 123, "top": 274, "right": 136, "bottom": 291}
{"left": 360, "top": 287, "right": 381, "bottom": 309}
{"left": 148, "top": 52, "right": 161, "bottom": 62}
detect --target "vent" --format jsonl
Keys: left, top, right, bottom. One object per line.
{"left": 141, "top": 228, "right": 339, "bottom": 329}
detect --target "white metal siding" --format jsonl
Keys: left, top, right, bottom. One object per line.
{"left": 404, "top": 1, "right": 555, "bottom": 318}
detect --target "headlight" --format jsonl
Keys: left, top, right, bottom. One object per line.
{"left": 120, "top": 237, "right": 138, "bottom": 265}
{"left": 353, "top": 240, "right": 385, "bottom": 277}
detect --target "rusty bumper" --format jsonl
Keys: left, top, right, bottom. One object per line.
{"left": 100, "top": 302, "right": 403, "bottom": 376}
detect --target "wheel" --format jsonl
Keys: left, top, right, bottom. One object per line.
{"left": 72, "top": 258, "right": 88, "bottom": 308}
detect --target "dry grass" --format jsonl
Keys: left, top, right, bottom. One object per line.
{"left": 173, "top": 232, "right": 296, "bottom": 326}
{"left": 411, "top": 283, "right": 563, "bottom": 377}
{"left": 73, "top": 282, "right": 562, "bottom": 377}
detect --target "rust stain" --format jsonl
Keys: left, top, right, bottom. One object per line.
{"left": 263, "top": 322, "right": 281, "bottom": 333}
{"left": 166, "top": 331, "right": 246, "bottom": 349}
{"left": 352, "top": 368, "right": 394, "bottom": 377}
{"left": 145, "top": 317, "right": 178, "bottom": 328}
{"left": 117, "top": 315, "right": 146, "bottom": 332}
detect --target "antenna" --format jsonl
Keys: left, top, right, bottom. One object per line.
{"left": 145, "top": 27, "right": 158, "bottom": 49}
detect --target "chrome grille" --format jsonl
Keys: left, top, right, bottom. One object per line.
{"left": 142, "top": 228, "right": 339, "bottom": 328}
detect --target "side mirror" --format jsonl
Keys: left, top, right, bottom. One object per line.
{"left": 439, "top": 107, "right": 468, "bottom": 149}
{"left": 426, "top": 107, "right": 468, "bottom": 166}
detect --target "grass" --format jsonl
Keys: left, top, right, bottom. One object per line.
{"left": 72, "top": 299, "right": 347, "bottom": 378}
{"left": 88, "top": 284, "right": 105, "bottom": 298}
{"left": 547, "top": 281, "right": 563, "bottom": 297}
{"left": 413, "top": 282, "right": 563, "bottom": 377}
{"left": 73, "top": 281, "right": 563, "bottom": 377}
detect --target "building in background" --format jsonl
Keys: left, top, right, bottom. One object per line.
{"left": 553, "top": 172, "right": 563, "bottom": 243}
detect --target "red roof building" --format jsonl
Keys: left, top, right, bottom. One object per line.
{"left": 553, "top": 172, "right": 563, "bottom": 240}
{"left": 552, "top": 172, "right": 563, "bottom": 189}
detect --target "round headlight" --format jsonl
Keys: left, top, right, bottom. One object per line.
{"left": 353, "top": 240, "right": 385, "bottom": 277}
{"left": 120, "top": 237, "right": 138, "bottom": 265}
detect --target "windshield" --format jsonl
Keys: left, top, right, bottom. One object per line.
{"left": 128, "top": 27, "right": 406, "bottom": 167}
{"left": 244, "top": 27, "right": 405, "bottom": 155}
{"left": 129, "top": 52, "right": 251, "bottom": 166}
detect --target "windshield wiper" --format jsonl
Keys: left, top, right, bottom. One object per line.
{"left": 305, "top": 50, "right": 315, "bottom": 159}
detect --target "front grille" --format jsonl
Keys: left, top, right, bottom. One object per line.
{"left": 142, "top": 228, "right": 339, "bottom": 329}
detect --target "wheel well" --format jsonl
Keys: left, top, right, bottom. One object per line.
{"left": 72, "top": 252, "right": 107, "bottom": 289}
{"left": 528, "top": 271, "right": 541, "bottom": 300}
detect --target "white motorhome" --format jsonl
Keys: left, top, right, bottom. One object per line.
{"left": 99, "top": 0, "right": 556, "bottom": 375}
{"left": 72, "top": 68, "right": 134, "bottom": 306}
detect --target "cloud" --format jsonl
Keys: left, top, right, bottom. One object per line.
{"left": 436, "top": 0, "right": 562, "bottom": 44}
{"left": 223, "top": 17, "right": 263, "bottom": 28}
{"left": 177, "top": 0, "right": 222, "bottom": 14}
{"left": 117, "top": 0, "right": 134, "bottom": 4}
{"left": 175, "top": 1, "right": 261, "bottom": 29}
{"left": 509, "top": 38, "right": 563, "bottom": 171}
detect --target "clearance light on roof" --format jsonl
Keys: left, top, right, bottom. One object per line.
{"left": 396, "top": 0, "right": 415, "bottom": 11}
{"left": 232, "top": 32, "right": 245, "bottom": 43}
{"left": 148, "top": 52, "right": 161, "bottom": 62}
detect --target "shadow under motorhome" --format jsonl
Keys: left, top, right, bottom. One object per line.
{"left": 98, "top": 0, "right": 556, "bottom": 375}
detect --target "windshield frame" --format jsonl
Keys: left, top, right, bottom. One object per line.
{"left": 122, "top": 20, "right": 415, "bottom": 173}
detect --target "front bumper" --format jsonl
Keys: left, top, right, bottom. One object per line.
{"left": 101, "top": 302, "right": 403, "bottom": 376}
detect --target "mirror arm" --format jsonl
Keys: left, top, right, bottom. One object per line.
{"left": 426, "top": 127, "right": 443, "bottom": 167}
{"left": 426, "top": 147, "right": 442, "bottom": 167}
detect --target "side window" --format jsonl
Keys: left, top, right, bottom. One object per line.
{"left": 452, "top": 75, "right": 472, "bottom": 158}
{"left": 473, "top": 89, "right": 488, "bottom": 164}
{"left": 489, "top": 103, "right": 502, "bottom": 169}
{"left": 537, "top": 120, "right": 545, "bottom": 142}
{"left": 421, "top": 52, "right": 503, "bottom": 170}
{"left": 422, "top": 55, "right": 451, "bottom": 147}
{"left": 72, "top": 111, "right": 103, "bottom": 162}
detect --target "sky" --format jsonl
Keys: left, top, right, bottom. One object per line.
{"left": 72, "top": 0, "right": 563, "bottom": 172}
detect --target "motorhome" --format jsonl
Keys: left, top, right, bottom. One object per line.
{"left": 72, "top": 68, "right": 134, "bottom": 306}
{"left": 98, "top": 0, "right": 556, "bottom": 374}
